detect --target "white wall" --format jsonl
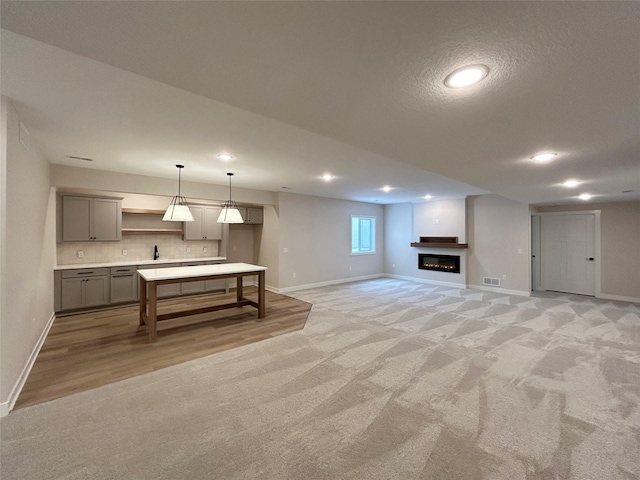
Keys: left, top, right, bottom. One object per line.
{"left": 537, "top": 201, "right": 640, "bottom": 301}
{"left": 466, "top": 194, "right": 531, "bottom": 295}
{"left": 384, "top": 199, "right": 467, "bottom": 288}
{"left": 1, "top": 97, "right": 57, "bottom": 416}
{"left": 277, "top": 192, "right": 384, "bottom": 290}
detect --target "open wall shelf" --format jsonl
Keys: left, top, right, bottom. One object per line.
{"left": 121, "top": 208, "right": 184, "bottom": 235}
{"left": 410, "top": 236, "right": 468, "bottom": 249}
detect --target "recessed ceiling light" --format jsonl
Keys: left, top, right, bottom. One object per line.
{"left": 217, "top": 154, "right": 233, "bottom": 161}
{"left": 321, "top": 174, "right": 333, "bottom": 181}
{"left": 444, "top": 65, "right": 489, "bottom": 88}
{"left": 424, "top": 195, "right": 432, "bottom": 200}
{"left": 530, "top": 152, "right": 557, "bottom": 163}
{"left": 579, "top": 193, "right": 592, "bottom": 201}
{"left": 382, "top": 185, "right": 391, "bottom": 193}
{"left": 562, "top": 179, "right": 580, "bottom": 188}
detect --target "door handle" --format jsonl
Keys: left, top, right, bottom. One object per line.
{"left": 587, "top": 257, "right": 595, "bottom": 261}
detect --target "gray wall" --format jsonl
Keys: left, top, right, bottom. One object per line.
{"left": 257, "top": 205, "right": 280, "bottom": 290}
{"left": 537, "top": 201, "right": 640, "bottom": 300}
{"left": 384, "top": 195, "right": 532, "bottom": 294}
{"left": 1, "top": 97, "right": 57, "bottom": 415}
{"left": 466, "top": 195, "right": 531, "bottom": 294}
{"left": 277, "top": 192, "right": 384, "bottom": 290}
{"left": 384, "top": 199, "right": 468, "bottom": 287}
{"left": 51, "top": 164, "right": 278, "bottom": 207}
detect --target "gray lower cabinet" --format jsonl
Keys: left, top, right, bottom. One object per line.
{"left": 151, "top": 263, "right": 182, "bottom": 298}
{"left": 61, "top": 268, "right": 110, "bottom": 310}
{"left": 110, "top": 266, "right": 138, "bottom": 303}
{"left": 206, "top": 261, "right": 228, "bottom": 292}
{"left": 56, "top": 259, "right": 228, "bottom": 312}
{"left": 181, "top": 261, "right": 206, "bottom": 294}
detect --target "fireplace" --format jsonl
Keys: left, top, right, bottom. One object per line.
{"left": 418, "top": 253, "right": 461, "bottom": 273}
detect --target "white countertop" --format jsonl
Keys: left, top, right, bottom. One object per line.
{"left": 138, "top": 262, "right": 267, "bottom": 281}
{"left": 55, "top": 257, "right": 227, "bottom": 271}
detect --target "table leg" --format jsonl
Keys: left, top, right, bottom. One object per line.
{"left": 148, "top": 281, "right": 157, "bottom": 343}
{"left": 139, "top": 276, "right": 147, "bottom": 326}
{"left": 258, "top": 270, "right": 265, "bottom": 318}
{"left": 237, "top": 274, "right": 243, "bottom": 302}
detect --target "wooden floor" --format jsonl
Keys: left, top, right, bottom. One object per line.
{"left": 15, "top": 287, "right": 311, "bottom": 410}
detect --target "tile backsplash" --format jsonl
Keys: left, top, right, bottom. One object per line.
{"left": 57, "top": 235, "right": 220, "bottom": 265}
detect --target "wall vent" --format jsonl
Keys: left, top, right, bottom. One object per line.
{"left": 483, "top": 277, "right": 501, "bottom": 287}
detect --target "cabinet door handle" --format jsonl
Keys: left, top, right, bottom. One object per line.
{"left": 78, "top": 272, "right": 94, "bottom": 275}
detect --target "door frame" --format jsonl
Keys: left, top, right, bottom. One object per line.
{"left": 533, "top": 210, "right": 601, "bottom": 297}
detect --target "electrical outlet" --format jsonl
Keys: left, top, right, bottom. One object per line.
{"left": 283, "top": 247, "right": 288, "bottom": 253}
{"left": 77, "top": 250, "right": 84, "bottom": 258}
{"left": 292, "top": 272, "right": 296, "bottom": 278}
{"left": 186, "top": 247, "right": 191, "bottom": 253}
{"left": 502, "top": 274, "right": 507, "bottom": 281}
{"left": 203, "top": 247, "right": 208, "bottom": 253}
{"left": 122, "top": 249, "right": 128, "bottom": 256}
{"left": 433, "top": 218, "right": 440, "bottom": 224}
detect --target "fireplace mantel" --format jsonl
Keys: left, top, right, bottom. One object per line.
{"left": 410, "top": 236, "right": 468, "bottom": 249}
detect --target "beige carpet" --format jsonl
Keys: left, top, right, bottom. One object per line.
{"left": 2, "top": 278, "right": 639, "bottom": 479}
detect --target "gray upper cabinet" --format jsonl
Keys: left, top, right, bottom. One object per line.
{"left": 184, "top": 205, "right": 222, "bottom": 240}
{"left": 62, "top": 196, "right": 122, "bottom": 242}
{"left": 244, "top": 207, "right": 263, "bottom": 225}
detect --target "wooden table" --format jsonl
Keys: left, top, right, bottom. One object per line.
{"left": 138, "top": 262, "right": 267, "bottom": 343}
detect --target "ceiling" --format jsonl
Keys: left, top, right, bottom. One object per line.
{"left": 1, "top": 1, "right": 639, "bottom": 206}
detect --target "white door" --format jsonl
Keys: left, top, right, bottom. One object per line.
{"left": 541, "top": 213, "right": 596, "bottom": 295}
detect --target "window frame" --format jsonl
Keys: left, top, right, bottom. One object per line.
{"left": 351, "top": 215, "right": 377, "bottom": 255}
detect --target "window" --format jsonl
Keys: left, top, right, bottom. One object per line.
{"left": 351, "top": 215, "right": 376, "bottom": 254}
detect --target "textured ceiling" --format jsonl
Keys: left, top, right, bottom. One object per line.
{"left": 1, "top": 1, "right": 639, "bottom": 205}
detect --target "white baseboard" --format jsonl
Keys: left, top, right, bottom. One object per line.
{"left": 597, "top": 293, "right": 640, "bottom": 304}
{"left": 385, "top": 273, "right": 466, "bottom": 290}
{"left": 0, "top": 312, "right": 56, "bottom": 417}
{"left": 276, "top": 274, "right": 385, "bottom": 294}
{"left": 468, "top": 284, "right": 531, "bottom": 297}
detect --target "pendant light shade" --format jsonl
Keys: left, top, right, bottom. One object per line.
{"left": 163, "top": 165, "right": 195, "bottom": 222}
{"left": 217, "top": 172, "right": 244, "bottom": 224}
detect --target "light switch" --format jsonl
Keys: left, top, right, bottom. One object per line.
{"left": 122, "top": 249, "right": 128, "bottom": 256}
{"left": 203, "top": 247, "right": 208, "bottom": 253}
{"left": 283, "top": 247, "right": 288, "bottom": 253}
{"left": 186, "top": 247, "right": 191, "bottom": 253}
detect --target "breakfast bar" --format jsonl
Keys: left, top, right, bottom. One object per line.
{"left": 138, "top": 262, "right": 267, "bottom": 343}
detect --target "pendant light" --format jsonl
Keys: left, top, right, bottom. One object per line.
{"left": 217, "top": 172, "right": 244, "bottom": 223}
{"left": 163, "top": 165, "right": 195, "bottom": 222}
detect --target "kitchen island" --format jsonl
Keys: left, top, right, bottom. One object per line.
{"left": 138, "top": 262, "right": 267, "bottom": 343}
